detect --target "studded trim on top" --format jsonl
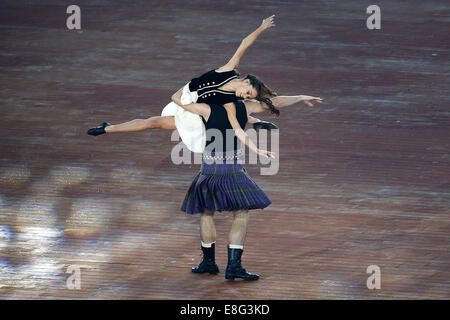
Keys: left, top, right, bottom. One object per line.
{"left": 197, "top": 74, "right": 238, "bottom": 91}
{"left": 198, "top": 89, "right": 235, "bottom": 99}
{"left": 197, "top": 74, "right": 238, "bottom": 97}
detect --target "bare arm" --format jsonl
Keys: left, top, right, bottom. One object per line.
{"left": 245, "top": 95, "right": 323, "bottom": 114}
{"left": 224, "top": 103, "right": 274, "bottom": 158}
{"left": 171, "top": 86, "right": 184, "bottom": 107}
{"left": 272, "top": 95, "right": 323, "bottom": 108}
{"left": 216, "top": 15, "right": 275, "bottom": 72}
{"left": 247, "top": 115, "right": 262, "bottom": 124}
{"left": 176, "top": 102, "right": 211, "bottom": 121}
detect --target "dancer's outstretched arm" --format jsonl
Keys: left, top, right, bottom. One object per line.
{"left": 246, "top": 95, "right": 323, "bottom": 114}
{"left": 217, "top": 15, "right": 275, "bottom": 72}
{"left": 272, "top": 95, "right": 323, "bottom": 108}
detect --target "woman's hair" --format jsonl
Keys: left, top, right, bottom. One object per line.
{"left": 244, "top": 74, "right": 280, "bottom": 116}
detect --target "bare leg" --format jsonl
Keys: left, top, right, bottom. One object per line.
{"left": 225, "top": 210, "right": 258, "bottom": 280}
{"left": 200, "top": 209, "right": 216, "bottom": 244}
{"left": 228, "top": 210, "right": 249, "bottom": 246}
{"left": 192, "top": 209, "right": 219, "bottom": 274}
{"left": 105, "top": 116, "right": 176, "bottom": 133}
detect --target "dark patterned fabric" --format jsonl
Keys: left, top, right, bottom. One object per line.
{"left": 181, "top": 153, "right": 271, "bottom": 214}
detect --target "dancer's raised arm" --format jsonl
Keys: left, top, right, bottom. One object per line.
{"left": 216, "top": 15, "right": 275, "bottom": 72}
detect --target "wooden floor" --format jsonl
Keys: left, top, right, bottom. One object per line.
{"left": 0, "top": 0, "right": 449, "bottom": 299}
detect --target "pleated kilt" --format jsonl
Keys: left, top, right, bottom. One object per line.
{"left": 181, "top": 150, "right": 271, "bottom": 214}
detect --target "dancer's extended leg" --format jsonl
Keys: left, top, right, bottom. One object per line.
{"left": 105, "top": 116, "right": 176, "bottom": 133}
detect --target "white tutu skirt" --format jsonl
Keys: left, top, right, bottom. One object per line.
{"left": 161, "top": 83, "right": 206, "bottom": 153}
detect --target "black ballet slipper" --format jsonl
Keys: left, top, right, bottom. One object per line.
{"left": 252, "top": 121, "right": 278, "bottom": 131}
{"left": 87, "top": 122, "right": 111, "bottom": 136}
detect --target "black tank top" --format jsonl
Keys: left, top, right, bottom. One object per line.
{"left": 189, "top": 69, "right": 242, "bottom": 105}
{"left": 202, "top": 100, "right": 248, "bottom": 152}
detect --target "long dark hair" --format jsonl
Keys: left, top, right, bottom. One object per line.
{"left": 244, "top": 74, "right": 279, "bottom": 116}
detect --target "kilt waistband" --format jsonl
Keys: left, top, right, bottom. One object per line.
{"left": 200, "top": 161, "right": 246, "bottom": 175}
{"left": 202, "top": 149, "right": 244, "bottom": 161}
{"left": 200, "top": 150, "right": 246, "bottom": 175}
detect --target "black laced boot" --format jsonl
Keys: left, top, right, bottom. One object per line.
{"left": 192, "top": 243, "right": 219, "bottom": 275}
{"left": 87, "top": 122, "right": 111, "bottom": 136}
{"left": 225, "top": 246, "right": 259, "bottom": 281}
{"left": 253, "top": 121, "right": 278, "bottom": 131}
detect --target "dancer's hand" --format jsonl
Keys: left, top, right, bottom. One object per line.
{"left": 257, "top": 149, "right": 276, "bottom": 159}
{"left": 260, "top": 15, "right": 276, "bottom": 30}
{"left": 300, "top": 96, "right": 323, "bottom": 107}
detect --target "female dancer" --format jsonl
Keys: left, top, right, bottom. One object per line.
{"left": 180, "top": 94, "right": 322, "bottom": 280}
{"left": 87, "top": 15, "right": 279, "bottom": 157}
